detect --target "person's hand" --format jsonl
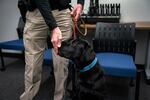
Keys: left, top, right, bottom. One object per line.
{"left": 51, "top": 27, "right": 62, "bottom": 54}
{"left": 71, "top": 4, "right": 83, "bottom": 22}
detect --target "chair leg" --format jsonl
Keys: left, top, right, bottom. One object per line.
{"left": 135, "top": 70, "right": 141, "bottom": 100}
{"left": 129, "top": 78, "right": 135, "bottom": 87}
{"left": 0, "top": 49, "right": 5, "bottom": 71}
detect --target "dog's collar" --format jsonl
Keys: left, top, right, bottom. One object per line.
{"left": 80, "top": 57, "right": 97, "bottom": 72}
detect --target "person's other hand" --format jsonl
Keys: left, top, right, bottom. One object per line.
{"left": 51, "top": 27, "right": 62, "bottom": 54}
{"left": 71, "top": 4, "right": 83, "bottom": 22}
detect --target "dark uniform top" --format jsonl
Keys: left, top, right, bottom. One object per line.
{"left": 34, "top": 0, "right": 84, "bottom": 31}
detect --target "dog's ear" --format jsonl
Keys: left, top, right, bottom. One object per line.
{"left": 72, "top": 45, "right": 83, "bottom": 58}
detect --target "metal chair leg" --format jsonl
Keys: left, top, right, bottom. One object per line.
{"left": 0, "top": 49, "right": 5, "bottom": 71}
{"left": 135, "top": 70, "right": 141, "bottom": 100}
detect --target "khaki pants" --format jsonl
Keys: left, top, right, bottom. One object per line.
{"left": 20, "top": 9, "right": 73, "bottom": 100}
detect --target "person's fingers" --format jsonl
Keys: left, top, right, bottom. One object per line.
{"left": 75, "top": 13, "right": 80, "bottom": 21}
{"left": 57, "top": 32, "right": 62, "bottom": 47}
{"left": 71, "top": 6, "right": 82, "bottom": 22}
{"left": 57, "top": 38, "right": 61, "bottom": 47}
{"left": 51, "top": 27, "right": 63, "bottom": 54}
{"left": 51, "top": 35, "right": 62, "bottom": 54}
{"left": 51, "top": 41, "right": 58, "bottom": 54}
{"left": 71, "top": 12, "right": 78, "bottom": 22}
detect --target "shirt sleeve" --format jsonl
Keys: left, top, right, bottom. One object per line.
{"left": 77, "top": 0, "right": 84, "bottom": 6}
{"left": 35, "top": 0, "right": 57, "bottom": 31}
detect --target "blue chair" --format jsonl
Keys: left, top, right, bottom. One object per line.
{"left": 93, "top": 22, "right": 141, "bottom": 100}
{"left": 0, "top": 17, "right": 53, "bottom": 71}
{"left": 0, "top": 39, "right": 24, "bottom": 50}
{"left": 0, "top": 39, "right": 24, "bottom": 71}
{"left": 0, "top": 17, "right": 25, "bottom": 71}
{"left": 44, "top": 49, "right": 53, "bottom": 65}
{"left": 0, "top": 39, "right": 53, "bottom": 70}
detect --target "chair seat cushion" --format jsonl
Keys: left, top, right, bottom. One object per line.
{"left": 44, "top": 49, "right": 52, "bottom": 65}
{"left": 96, "top": 52, "right": 137, "bottom": 78}
{"left": 0, "top": 39, "right": 24, "bottom": 50}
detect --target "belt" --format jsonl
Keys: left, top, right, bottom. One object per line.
{"left": 52, "top": 5, "right": 72, "bottom": 11}
{"left": 52, "top": 7, "right": 68, "bottom": 11}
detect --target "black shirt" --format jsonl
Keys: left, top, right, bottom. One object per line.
{"left": 34, "top": 0, "right": 84, "bottom": 31}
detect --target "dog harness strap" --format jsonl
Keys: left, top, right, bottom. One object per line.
{"left": 80, "top": 57, "right": 98, "bottom": 72}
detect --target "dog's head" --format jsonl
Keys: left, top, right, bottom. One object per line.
{"left": 58, "top": 38, "right": 96, "bottom": 68}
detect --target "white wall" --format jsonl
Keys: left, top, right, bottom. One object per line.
{"left": 72, "top": 0, "right": 150, "bottom": 22}
{"left": 0, "top": 0, "right": 150, "bottom": 64}
{"left": 0, "top": 0, "right": 20, "bottom": 42}
{"left": 1, "top": 0, "right": 150, "bottom": 42}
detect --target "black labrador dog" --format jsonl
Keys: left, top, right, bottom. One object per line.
{"left": 58, "top": 38, "right": 106, "bottom": 100}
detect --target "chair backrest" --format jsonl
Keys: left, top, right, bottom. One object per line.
{"left": 93, "top": 22, "right": 136, "bottom": 58}
{"left": 16, "top": 17, "right": 25, "bottom": 39}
